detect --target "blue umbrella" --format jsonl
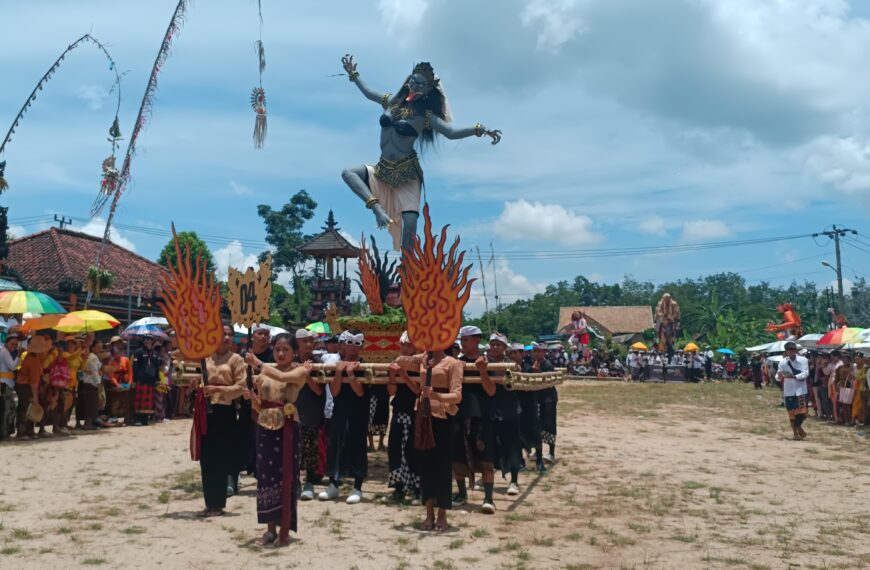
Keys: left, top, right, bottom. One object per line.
{"left": 122, "top": 323, "right": 169, "bottom": 340}
{"left": 716, "top": 348, "right": 736, "bottom": 355}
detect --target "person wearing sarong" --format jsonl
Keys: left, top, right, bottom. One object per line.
{"left": 105, "top": 340, "right": 132, "bottom": 424}
{"left": 294, "top": 329, "right": 325, "bottom": 500}
{"left": 368, "top": 379, "right": 389, "bottom": 451}
{"left": 247, "top": 333, "right": 311, "bottom": 546}
{"left": 62, "top": 336, "right": 84, "bottom": 427}
{"left": 77, "top": 340, "right": 103, "bottom": 431}
{"left": 512, "top": 344, "right": 545, "bottom": 473}
{"left": 394, "top": 348, "right": 463, "bottom": 531}
{"left": 452, "top": 325, "right": 498, "bottom": 514}
{"left": 487, "top": 333, "right": 523, "bottom": 497}
{"left": 193, "top": 325, "right": 247, "bottom": 517}
{"left": 530, "top": 342, "right": 558, "bottom": 463}
{"left": 132, "top": 336, "right": 160, "bottom": 425}
{"left": 834, "top": 353, "right": 854, "bottom": 425}
{"left": 386, "top": 332, "right": 421, "bottom": 504}
{"left": 16, "top": 335, "right": 50, "bottom": 438}
{"left": 776, "top": 341, "right": 809, "bottom": 440}
{"left": 37, "top": 341, "right": 60, "bottom": 438}
{"left": 319, "top": 330, "right": 369, "bottom": 505}
{"left": 0, "top": 333, "right": 21, "bottom": 440}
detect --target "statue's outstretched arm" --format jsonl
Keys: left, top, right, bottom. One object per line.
{"left": 342, "top": 54, "right": 389, "bottom": 106}
{"left": 429, "top": 114, "right": 502, "bottom": 145}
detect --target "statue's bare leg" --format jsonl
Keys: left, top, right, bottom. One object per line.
{"left": 401, "top": 211, "right": 418, "bottom": 255}
{"left": 341, "top": 165, "right": 392, "bottom": 228}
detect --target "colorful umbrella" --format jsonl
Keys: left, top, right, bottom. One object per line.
{"left": 306, "top": 321, "right": 332, "bottom": 335}
{"left": 818, "top": 327, "right": 864, "bottom": 347}
{"left": 0, "top": 290, "right": 66, "bottom": 315}
{"left": 53, "top": 310, "right": 120, "bottom": 333}
{"left": 21, "top": 313, "right": 66, "bottom": 332}
{"left": 129, "top": 316, "right": 170, "bottom": 328}
{"left": 629, "top": 341, "right": 648, "bottom": 350}
{"left": 122, "top": 323, "right": 169, "bottom": 340}
{"left": 716, "top": 348, "right": 735, "bottom": 355}
{"left": 683, "top": 342, "right": 699, "bottom": 352}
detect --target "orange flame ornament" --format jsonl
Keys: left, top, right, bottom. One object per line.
{"left": 399, "top": 204, "right": 475, "bottom": 352}
{"left": 157, "top": 224, "right": 224, "bottom": 360}
{"left": 357, "top": 234, "right": 384, "bottom": 315}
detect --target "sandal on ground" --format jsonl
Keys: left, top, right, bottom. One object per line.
{"left": 260, "top": 531, "right": 278, "bottom": 546}
{"left": 197, "top": 508, "right": 224, "bottom": 518}
{"left": 435, "top": 521, "right": 450, "bottom": 532}
{"left": 419, "top": 520, "right": 435, "bottom": 531}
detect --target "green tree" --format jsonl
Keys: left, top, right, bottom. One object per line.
{"left": 157, "top": 231, "right": 216, "bottom": 276}
{"left": 258, "top": 190, "right": 318, "bottom": 323}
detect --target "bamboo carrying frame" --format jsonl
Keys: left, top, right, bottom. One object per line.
{"left": 175, "top": 361, "right": 563, "bottom": 391}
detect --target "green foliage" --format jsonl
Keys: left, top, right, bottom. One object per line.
{"left": 157, "top": 231, "right": 216, "bottom": 276}
{"left": 257, "top": 190, "right": 317, "bottom": 274}
{"left": 470, "top": 272, "right": 840, "bottom": 349}
{"left": 339, "top": 305, "right": 406, "bottom": 327}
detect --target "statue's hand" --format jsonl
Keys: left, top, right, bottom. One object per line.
{"left": 341, "top": 54, "right": 357, "bottom": 77}
{"left": 485, "top": 129, "right": 502, "bottom": 145}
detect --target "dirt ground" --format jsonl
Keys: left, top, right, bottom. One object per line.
{"left": 2, "top": 381, "right": 870, "bottom": 570}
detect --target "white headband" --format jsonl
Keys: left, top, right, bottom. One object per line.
{"left": 339, "top": 331, "right": 364, "bottom": 345}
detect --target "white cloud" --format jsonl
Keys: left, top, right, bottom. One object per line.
{"left": 637, "top": 215, "right": 667, "bottom": 237}
{"left": 681, "top": 219, "right": 732, "bottom": 241}
{"left": 494, "top": 200, "right": 600, "bottom": 246}
{"left": 834, "top": 278, "right": 854, "bottom": 293}
{"left": 75, "top": 217, "right": 137, "bottom": 252}
{"left": 6, "top": 225, "right": 26, "bottom": 240}
{"left": 520, "top": 0, "right": 586, "bottom": 52}
{"left": 213, "top": 240, "right": 259, "bottom": 281}
{"left": 378, "top": 0, "right": 428, "bottom": 35}
{"left": 339, "top": 231, "right": 360, "bottom": 247}
{"left": 228, "top": 180, "right": 252, "bottom": 196}
{"left": 466, "top": 259, "right": 546, "bottom": 317}
{"left": 74, "top": 84, "right": 109, "bottom": 111}
{"left": 804, "top": 136, "right": 870, "bottom": 193}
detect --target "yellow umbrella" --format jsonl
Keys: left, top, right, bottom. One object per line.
{"left": 630, "top": 341, "right": 648, "bottom": 350}
{"left": 683, "top": 342, "right": 699, "bottom": 352}
{"left": 53, "top": 310, "right": 120, "bottom": 333}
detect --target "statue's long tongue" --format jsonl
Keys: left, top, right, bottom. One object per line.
{"left": 405, "top": 91, "right": 417, "bottom": 102}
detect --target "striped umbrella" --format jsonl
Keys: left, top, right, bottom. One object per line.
{"left": 818, "top": 327, "right": 864, "bottom": 347}
{"left": 0, "top": 290, "right": 66, "bottom": 315}
{"left": 122, "top": 323, "right": 169, "bottom": 340}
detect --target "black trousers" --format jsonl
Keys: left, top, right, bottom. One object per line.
{"left": 200, "top": 404, "right": 240, "bottom": 510}
{"left": 326, "top": 392, "right": 369, "bottom": 481}
{"left": 419, "top": 415, "right": 454, "bottom": 509}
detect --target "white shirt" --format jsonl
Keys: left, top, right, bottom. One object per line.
{"left": 0, "top": 345, "right": 19, "bottom": 389}
{"left": 777, "top": 355, "right": 809, "bottom": 397}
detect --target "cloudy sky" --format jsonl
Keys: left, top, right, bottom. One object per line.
{"left": 4, "top": 0, "right": 870, "bottom": 314}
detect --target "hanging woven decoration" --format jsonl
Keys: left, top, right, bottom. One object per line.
{"left": 0, "top": 161, "right": 7, "bottom": 194}
{"left": 251, "top": 86, "right": 267, "bottom": 149}
{"left": 251, "top": 0, "right": 267, "bottom": 149}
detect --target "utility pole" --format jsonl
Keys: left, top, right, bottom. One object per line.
{"left": 814, "top": 225, "right": 857, "bottom": 316}
{"left": 53, "top": 214, "right": 72, "bottom": 229}
{"left": 475, "top": 246, "right": 492, "bottom": 332}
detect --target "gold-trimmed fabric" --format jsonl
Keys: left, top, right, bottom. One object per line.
{"left": 366, "top": 157, "right": 423, "bottom": 250}
{"left": 373, "top": 153, "right": 423, "bottom": 188}
{"left": 391, "top": 104, "right": 414, "bottom": 120}
{"left": 381, "top": 93, "right": 392, "bottom": 109}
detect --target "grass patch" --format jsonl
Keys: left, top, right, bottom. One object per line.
{"left": 168, "top": 468, "right": 202, "bottom": 497}
{"left": 433, "top": 560, "right": 456, "bottom": 570}
{"left": 51, "top": 511, "right": 80, "bottom": 521}
{"left": 157, "top": 491, "right": 170, "bottom": 504}
{"left": 682, "top": 480, "right": 705, "bottom": 490}
{"left": 532, "top": 536, "right": 554, "bottom": 547}
{"left": 121, "top": 526, "right": 146, "bottom": 535}
{"left": 565, "top": 532, "right": 582, "bottom": 541}
{"left": 1, "top": 546, "right": 21, "bottom": 555}
{"left": 505, "top": 540, "right": 522, "bottom": 551}
{"left": 628, "top": 522, "right": 650, "bottom": 533}
{"left": 671, "top": 532, "right": 697, "bottom": 543}
{"left": 471, "top": 527, "right": 490, "bottom": 539}
{"left": 82, "top": 559, "right": 107, "bottom": 566}
{"left": 448, "top": 539, "right": 465, "bottom": 550}
{"left": 11, "top": 528, "right": 34, "bottom": 540}
{"left": 58, "top": 526, "right": 73, "bottom": 534}
{"left": 0, "top": 502, "right": 15, "bottom": 513}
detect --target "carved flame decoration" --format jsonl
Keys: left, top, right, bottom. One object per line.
{"left": 157, "top": 224, "right": 223, "bottom": 360}
{"left": 399, "top": 204, "right": 475, "bottom": 352}
{"left": 357, "top": 234, "right": 384, "bottom": 315}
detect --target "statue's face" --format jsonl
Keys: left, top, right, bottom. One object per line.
{"left": 406, "top": 73, "right": 433, "bottom": 101}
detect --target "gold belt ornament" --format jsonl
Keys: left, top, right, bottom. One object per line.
{"left": 373, "top": 153, "right": 423, "bottom": 187}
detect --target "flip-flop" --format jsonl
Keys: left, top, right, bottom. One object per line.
{"left": 260, "top": 531, "right": 278, "bottom": 546}
{"left": 419, "top": 520, "right": 435, "bottom": 531}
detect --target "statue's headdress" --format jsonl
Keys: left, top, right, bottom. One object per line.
{"left": 412, "top": 62, "right": 439, "bottom": 86}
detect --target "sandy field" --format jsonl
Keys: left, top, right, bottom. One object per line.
{"left": 2, "top": 382, "right": 870, "bottom": 570}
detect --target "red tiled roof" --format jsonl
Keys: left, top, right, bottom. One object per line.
{"left": 6, "top": 228, "right": 165, "bottom": 298}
